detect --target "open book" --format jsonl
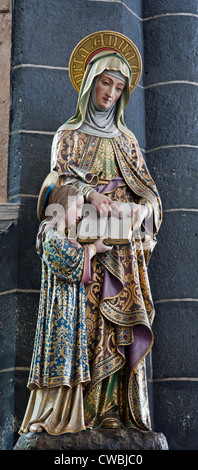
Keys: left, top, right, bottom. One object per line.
{"left": 77, "top": 202, "right": 134, "bottom": 245}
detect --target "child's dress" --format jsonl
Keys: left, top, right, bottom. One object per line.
{"left": 19, "top": 229, "right": 93, "bottom": 434}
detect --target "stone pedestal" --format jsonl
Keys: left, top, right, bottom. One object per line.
{"left": 14, "top": 429, "right": 169, "bottom": 451}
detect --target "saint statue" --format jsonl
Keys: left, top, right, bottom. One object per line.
{"left": 19, "top": 31, "right": 162, "bottom": 435}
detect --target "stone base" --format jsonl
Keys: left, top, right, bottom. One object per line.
{"left": 14, "top": 428, "right": 169, "bottom": 451}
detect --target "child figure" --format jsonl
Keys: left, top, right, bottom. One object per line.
{"left": 19, "top": 181, "right": 111, "bottom": 435}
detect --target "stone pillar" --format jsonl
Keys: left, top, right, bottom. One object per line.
{"left": 0, "top": 0, "right": 12, "bottom": 202}
{"left": 142, "top": 1, "right": 198, "bottom": 450}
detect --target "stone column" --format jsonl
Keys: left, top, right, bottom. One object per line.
{"left": 142, "top": 1, "right": 198, "bottom": 450}
{"left": 0, "top": 0, "right": 12, "bottom": 202}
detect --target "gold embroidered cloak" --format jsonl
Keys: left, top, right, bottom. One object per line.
{"left": 50, "top": 128, "right": 162, "bottom": 430}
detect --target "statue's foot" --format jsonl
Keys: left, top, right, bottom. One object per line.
{"left": 29, "top": 423, "right": 43, "bottom": 433}
{"left": 102, "top": 418, "right": 121, "bottom": 429}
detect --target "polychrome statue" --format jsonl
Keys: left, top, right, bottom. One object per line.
{"left": 20, "top": 31, "right": 162, "bottom": 435}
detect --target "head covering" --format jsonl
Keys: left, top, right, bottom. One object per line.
{"left": 79, "top": 70, "right": 126, "bottom": 137}
{"left": 103, "top": 70, "right": 127, "bottom": 84}
{"left": 56, "top": 51, "right": 135, "bottom": 139}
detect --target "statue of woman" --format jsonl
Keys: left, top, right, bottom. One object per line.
{"left": 20, "top": 31, "right": 162, "bottom": 435}
{"left": 49, "top": 31, "right": 162, "bottom": 431}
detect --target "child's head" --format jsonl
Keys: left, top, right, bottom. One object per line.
{"left": 47, "top": 184, "right": 84, "bottom": 228}
{"left": 36, "top": 184, "right": 84, "bottom": 257}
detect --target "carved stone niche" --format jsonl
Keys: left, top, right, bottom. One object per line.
{"left": 0, "top": 203, "right": 20, "bottom": 234}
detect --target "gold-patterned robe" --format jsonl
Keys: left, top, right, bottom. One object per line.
{"left": 51, "top": 129, "right": 162, "bottom": 431}
{"left": 20, "top": 230, "right": 93, "bottom": 434}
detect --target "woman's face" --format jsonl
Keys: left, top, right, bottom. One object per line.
{"left": 94, "top": 73, "right": 125, "bottom": 110}
{"left": 66, "top": 195, "right": 84, "bottom": 227}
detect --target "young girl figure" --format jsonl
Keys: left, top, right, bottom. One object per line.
{"left": 19, "top": 182, "right": 111, "bottom": 435}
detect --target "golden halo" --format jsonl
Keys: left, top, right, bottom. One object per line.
{"left": 69, "top": 31, "right": 142, "bottom": 94}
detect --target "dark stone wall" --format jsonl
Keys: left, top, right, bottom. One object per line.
{"left": 142, "top": 0, "right": 198, "bottom": 450}
{"left": 0, "top": 0, "right": 197, "bottom": 450}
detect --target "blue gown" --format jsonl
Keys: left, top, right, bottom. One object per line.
{"left": 28, "top": 229, "right": 91, "bottom": 390}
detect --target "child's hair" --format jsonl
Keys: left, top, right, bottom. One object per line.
{"left": 36, "top": 184, "right": 82, "bottom": 257}
{"left": 48, "top": 184, "right": 82, "bottom": 209}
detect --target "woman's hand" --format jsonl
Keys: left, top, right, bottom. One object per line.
{"left": 94, "top": 235, "right": 113, "bottom": 253}
{"left": 88, "top": 191, "right": 121, "bottom": 218}
{"left": 129, "top": 203, "right": 149, "bottom": 231}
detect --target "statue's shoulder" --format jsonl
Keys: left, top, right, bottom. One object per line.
{"left": 55, "top": 128, "right": 89, "bottom": 141}
{"left": 115, "top": 132, "right": 139, "bottom": 150}
{"left": 52, "top": 129, "right": 90, "bottom": 154}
